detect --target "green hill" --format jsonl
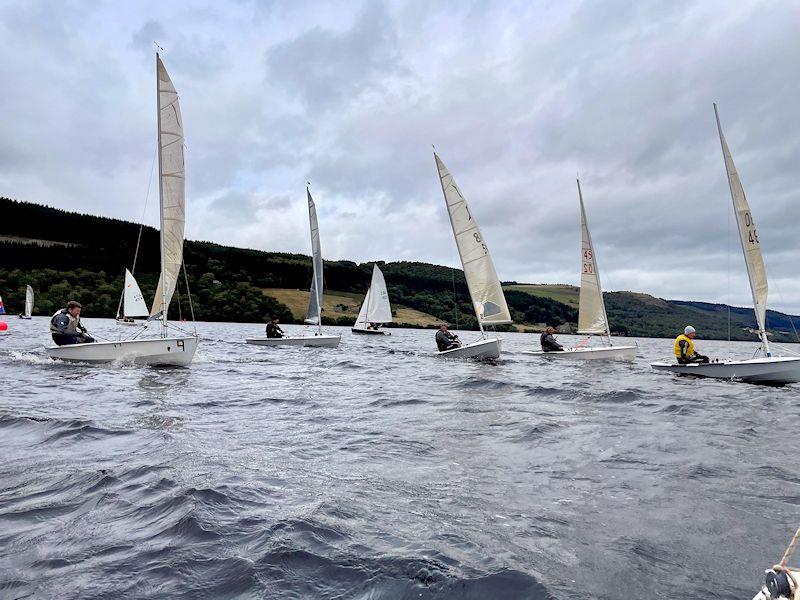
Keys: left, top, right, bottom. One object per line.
{"left": 1, "top": 197, "right": 798, "bottom": 341}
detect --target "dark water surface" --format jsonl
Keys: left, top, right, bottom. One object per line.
{"left": 1, "top": 317, "right": 799, "bottom": 599}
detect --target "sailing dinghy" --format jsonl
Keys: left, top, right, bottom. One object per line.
{"left": 433, "top": 152, "right": 511, "bottom": 360}
{"left": 18, "top": 285, "right": 33, "bottom": 319}
{"left": 524, "top": 180, "right": 636, "bottom": 361}
{"left": 115, "top": 269, "right": 149, "bottom": 325}
{"left": 246, "top": 188, "right": 341, "bottom": 348}
{"left": 351, "top": 265, "right": 392, "bottom": 335}
{"left": 47, "top": 54, "right": 198, "bottom": 366}
{"left": 651, "top": 104, "right": 800, "bottom": 385}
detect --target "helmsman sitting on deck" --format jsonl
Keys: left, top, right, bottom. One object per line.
{"left": 436, "top": 324, "right": 461, "bottom": 351}
{"left": 674, "top": 326, "right": 709, "bottom": 364}
{"left": 540, "top": 326, "right": 564, "bottom": 352}
{"left": 266, "top": 317, "right": 284, "bottom": 338}
{"left": 50, "top": 301, "right": 95, "bottom": 346}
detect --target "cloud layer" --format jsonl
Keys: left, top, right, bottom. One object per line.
{"left": 2, "top": 0, "right": 799, "bottom": 311}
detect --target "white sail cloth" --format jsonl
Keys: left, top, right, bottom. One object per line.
{"left": 123, "top": 269, "right": 149, "bottom": 317}
{"left": 354, "top": 265, "right": 393, "bottom": 328}
{"left": 576, "top": 181, "right": 610, "bottom": 335}
{"left": 434, "top": 153, "right": 511, "bottom": 325}
{"left": 24, "top": 285, "right": 33, "bottom": 318}
{"left": 150, "top": 55, "right": 186, "bottom": 318}
{"left": 305, "top": 189, "right": 324, "bottom": 325}
{"left": 714, "top": 104, "right": 769, "bottom": 339}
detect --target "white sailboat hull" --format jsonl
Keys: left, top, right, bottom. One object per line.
{"left": 650, "top": 356, "right": 800, "bottom": 384}
{"left": 351, "top": 328, "right": 390, "bottom": 336}
{"left": 47, "top": 336, "right": 198, "bottom": 366}
{"left": 245, "top": 335, "right": 341, "bottom": 348}
{"left": 436, "top": 337, "right": 501, "bottom": 360}
{"left": 523, "top": 344, "right": 637, "bottom": 361}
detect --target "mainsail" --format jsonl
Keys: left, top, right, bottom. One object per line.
{"left": 305, "top": 188, "right": 324, "bottom": 326}
{"left": 24, "top": 285, "right": 34, "bottom": 318}
{"left": 123, "top": 269, "right": 149, "bottom": 318}
{"left": 150, "top": 54, "right": 186, "bottom": 321}
{"left": 354, "top": 265, "right": 393, "bottom": 329}
{"left": 434, "top": 152, "right": 511, "bottom": 326}
{"left": 576, "top": 180, "right": 610, "bottom": 337}
{"left": 714, "top": 104, "right": 770, "bottom": 352}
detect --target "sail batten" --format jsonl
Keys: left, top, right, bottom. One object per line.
{"left": 714, "top": 104, "right": 770, "bottom": 352}
{"left": 150, "top": 54, "right": 186, "bottom": 322}
{"left": 576, "top": 181, "right": 610, "bottom": 336}
{"left": 434, "top": 152, "right": 511, "bottom": 326}
{"left": 305, "top": 189, "right": 324, "bottom": 326}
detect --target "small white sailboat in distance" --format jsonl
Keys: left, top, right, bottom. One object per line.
{"left": 651, "top": 104, "right": 800, "bottom": 384}
{"left": 18, "top": 285, "right": 33, "bottom": 319}
{"left": 246, "top": 187, "right": 341, "bottom": 348}
{"left": 47, "top": 53, "right": 198, "bottom": 366}
{"left": 525, "top": 180, "right": 636, "bottom": 361}
{"left": 433, "top": 151, "right": 510, "bottom": 360}
{"left": 352, "top": 265, "right": 392, "bottom": 335}
{"left": 115, "top": 269, "right": 149, "bottom": 325}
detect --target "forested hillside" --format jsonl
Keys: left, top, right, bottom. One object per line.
{"left": 2, "top": 197, "right": 799, "bottom": 341}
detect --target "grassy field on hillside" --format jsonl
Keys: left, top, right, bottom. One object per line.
{"left": 261, "top": 288, "right": 441, "bottom": 327}
{"left": 503, "top": 284, "right": 580, "bottom": 308}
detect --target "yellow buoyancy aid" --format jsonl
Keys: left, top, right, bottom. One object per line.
{"left": 674, "top": 334, "right": 695, "bottom": 358}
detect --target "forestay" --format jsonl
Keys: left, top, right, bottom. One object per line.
{"left": 123, "top": 269, "right": 149, "bottom": 318}
{"left": 354, "top": 265, "right": 393, "bottom": 328}
{"left": 714, "top": 104, "right": 769, "bottom": 349}
{"left": 24, "top": 285, "right": 34, "bottom": 318}
{"left": 434, "top": 153, "right": 511, "bottom": 325}
{"left": 150, "top": 55, "right": 186, "bottom": 319}
{"left": 576, "top": 181, "right": 610, "bottom": 336}
{"left": 305, "top": 189, "right": 324, "bottom": 326}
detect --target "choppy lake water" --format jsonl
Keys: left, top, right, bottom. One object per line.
{"left": 1, "top": 317, "right": 799, "bottom": 599}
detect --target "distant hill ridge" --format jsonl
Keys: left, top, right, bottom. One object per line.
{"left": 2, "top": 197, "right": 798, "bottom": 341}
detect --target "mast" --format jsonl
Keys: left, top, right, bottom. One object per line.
{"left": 713, "top": 103, "right": 771, "bottom": 356}
{"left": 156, "top": 52, "right": 168, "bottom": 337}
{"left": 577, "top": 178, "right": 612, "bottom": 345}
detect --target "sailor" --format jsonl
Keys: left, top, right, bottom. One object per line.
{"left": 266, "top": 317, "right": 284, "bottom": 338}
{"left": 50, "top": 301, "right": 95, "bottom": 346}
{"left": 540, "top": 326, "right": 564, "bottom": 352}
{"left": 436, "top": 323, "right": 461, "bottom": 351}
{"left": 674, "top": 325, "right": 709, "bottom": 364}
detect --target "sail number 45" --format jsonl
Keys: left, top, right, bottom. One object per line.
{"left": 744, "top": 211, "right": 759, "bottom": 245}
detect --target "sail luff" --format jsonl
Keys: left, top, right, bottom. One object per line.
{"left": 149, "top": 54, "right": 186, "bottom": 333}
{"left": 305, "top": 188, "right": 324, "bottom": 330}
{"left": 576, "top": 180, "right": 611, "bottom": 339}
{"left": 713, "top": 103, "right": 770, "bottom": 354}
{"left": 433, "top": 152, "right": 511, "bottom": 328}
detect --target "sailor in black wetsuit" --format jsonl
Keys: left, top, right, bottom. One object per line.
{"left": 50, "top": 301, "right": 95, "bottom": 346}
{"left": 266, "top": 317, "right": 284, "bottom": 338}
{"left": 540, "top": 326, "right": 564, "bottom": 352}
{"left": 435, "top": 324, "right": 460, "bottom": 351}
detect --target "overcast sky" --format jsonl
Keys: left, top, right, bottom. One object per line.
{"left": 2, "top": 0, "right": 799, "bottom": 311}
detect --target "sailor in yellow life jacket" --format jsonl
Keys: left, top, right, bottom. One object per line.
{"left": 674, "top": 326, "right": 709, "bottom": 364}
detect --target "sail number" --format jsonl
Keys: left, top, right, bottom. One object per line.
{"left": 743, "top": 211, "right": 759, "bottom": 246}
{"left": 582, "top": 249, "right": 594, "bottom": 274}
{"left": 473, "top": 232, "right": 488, "bottom": 254}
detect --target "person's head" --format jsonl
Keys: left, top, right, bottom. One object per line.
{"left": 271, "top": 316, "right": 279, "bottom": 324}
{"left": 66, "top": 300, "right": 82, "bottom": 317}
{"left": 684, "top": 325, "right": 696, "bottom": 339}
{"left": 546, "top": 326, "right": 555, "bottom": 334}
{"left": 439, "top": 323, "right": 448, "bottom": 331}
